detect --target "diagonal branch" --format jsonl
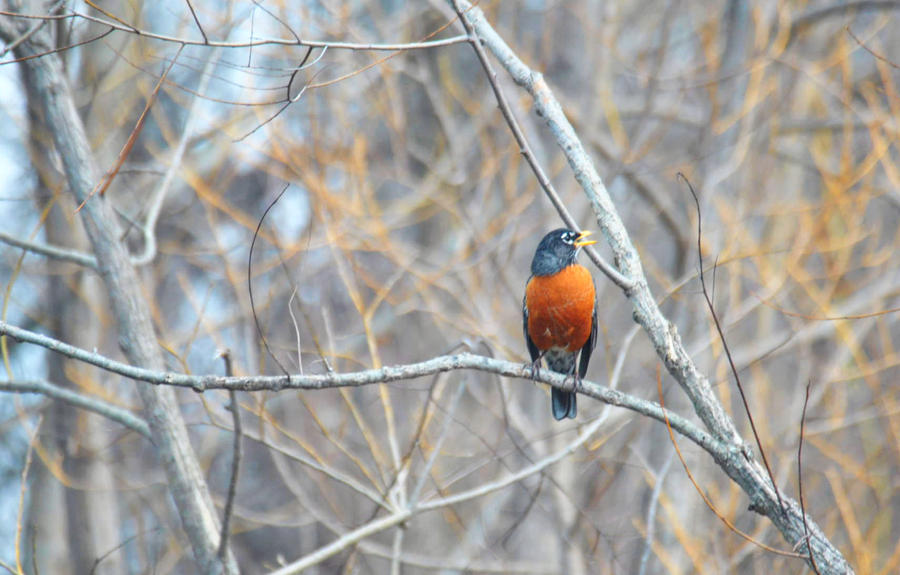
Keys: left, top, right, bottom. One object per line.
{"left": 0, "top": 378, "right": 150, "bottom": 438}
{"left": 271, "top": 385, "right": 700, "bottom": 575}
{"left": 448, "top": 2, "right": 854, "bottom": 573}
{"left": 75, "top": 44, "right": 183, "bottom": 211}
{"left": 0, "top": 230, "right": 97, "bottom": 269}
{"left": 448, "top": 0, "right": 629, "bottom": 290}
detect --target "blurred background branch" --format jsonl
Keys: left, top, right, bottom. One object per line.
{"left": 2, "top": 0, "right": 899, "bottom": 573}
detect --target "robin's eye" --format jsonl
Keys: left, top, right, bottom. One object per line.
{"left": 561, "top": 232, "right": 573, "bottom": 243}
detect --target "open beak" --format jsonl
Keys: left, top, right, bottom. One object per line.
{"left": 573, "top": 230, "right": 598, "bottom": 248}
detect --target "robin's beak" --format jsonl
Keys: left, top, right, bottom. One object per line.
{"left": 574, "top": 230, "right": 597, "bottom": 248}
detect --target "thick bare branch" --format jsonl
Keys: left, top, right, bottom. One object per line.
{"left": 1, "top": 14, "right": 237, "bottom": 574}
{"left": 0, "top": 318, "right": 717, "bottom": 454}
{"left": 449, "top": 1, "right": 854, "bottom": 572}
{"left": 448, "top": 0, "right": 630, "bottom": 290}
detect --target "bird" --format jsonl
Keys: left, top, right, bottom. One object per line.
{"left": 523, "top": 228, "right": 598, "bottom": 420}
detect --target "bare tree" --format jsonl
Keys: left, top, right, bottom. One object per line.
{"left": 3, "top": 1, "right": 899, "bottom": 573}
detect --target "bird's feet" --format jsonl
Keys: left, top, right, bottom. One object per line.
{"left": 572, "top": 372, "right": 583, "bottom": 394}
{"left": 529, "top": 356, "right": 542, "bottom": 381}
{"left": 561, "top": 367, "right": 581, "bottom": 393}
{"left": 528, "top": 351, "right": 546, "bottom": 381}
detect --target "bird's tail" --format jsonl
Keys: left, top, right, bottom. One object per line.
{"left": 551, "top": 388, "right": 577, "bottom": 420}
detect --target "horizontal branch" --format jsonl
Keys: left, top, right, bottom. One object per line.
{"left": 0, "top": 319, "right": 720, "bottom": 456}
{"left": 0, "top": 319, "right": 730, "bottom": 573}
{"left": 0, "top": 9, "right": 468, "bottom": 52}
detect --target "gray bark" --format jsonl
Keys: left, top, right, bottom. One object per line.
{"left": 0, "top": 9, "right": 237, "bottom": 575}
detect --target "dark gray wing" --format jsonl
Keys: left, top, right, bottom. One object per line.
{"left": 578, "top": 287, "right": 598, "bottom": 380}
{"left": 523, "top": 278, "right": 540, "bottom": 362}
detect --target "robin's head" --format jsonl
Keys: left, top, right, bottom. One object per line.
{"left": 530, "top": 228, "right": 597, "bottom": 276}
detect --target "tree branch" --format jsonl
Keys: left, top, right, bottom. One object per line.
{"left": 1, "top": 12, "right": 238, "bottom": 574}
{"left": 448, "top": 0, "right": 630, "bottom": 290}
{"left": 0, "top": 319, "right": 719, "bottom": 456}
{"left": 270, "top": 384, "right": 698, "bottom": 575}
{"left": 217, "top": 352, "right": 242, "bottom": 561}
{"left": 0, "top": 230, "right": 97, "bottom": 270}
{"left": 449, "top": 2, "right": 854, "bottom": 572}
{"left": 0, "top": 379, "right": 150, "bottom": 438}
{"left": 0, "top": 8, "right": 467, "bottom": 52}
{"left": 789, "top": 1, "right": 900, "bottom": 42}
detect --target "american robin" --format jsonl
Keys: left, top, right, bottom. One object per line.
{"left": 523, "top": 228, "right": 598, "bottom": 420}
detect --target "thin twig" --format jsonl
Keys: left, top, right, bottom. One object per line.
{"left": 286, "top": 46, "right": 316, "bottom": 101}
{"left": 75, "top": 44, "right": 185, "bottom": 212}
{"left": 235, "top": 59, "right": 325, "bottom": 142}
{"left": 798, "top": 381, "right": 822, "bottom": 574}
{"left": 90, "top": 527, "right": 164, "bottom": 575}
{"left": 217, "top": 351, "right": 243, "bottom": 560}
{"left": 287, "top": 287, "right": 303, "bottom": 374}
{"left": 0, "top": 8, "right": 469, "bottom": 51}
{"left": 0, "top": 26, "right": 114, "bottom": 66}
{"left": 250, "top": 0, "right": 301, "bottom": 44}
{"left": 846, "top": 25, "right": 900, "bottom": 70}
{"left": 680, "top": 173, "right": 786, "bottom": 516}
{"left": 248, "top": 184, "right": 292, "bottom": 376}
{"left": 183, "top": 0, "right": 207, "bottom": 44}
{"left": 656, "top": 368, "right": 803, "bottom": 558}
{"left": 448, "top": 0, "right": 631, "bottom": 290}
{"left": 15, "top": 415, "right": 42, "bottom": 574}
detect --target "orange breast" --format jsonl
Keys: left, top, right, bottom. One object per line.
{"left": 525, "top": 265, "right": 595, "bottom": 352}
